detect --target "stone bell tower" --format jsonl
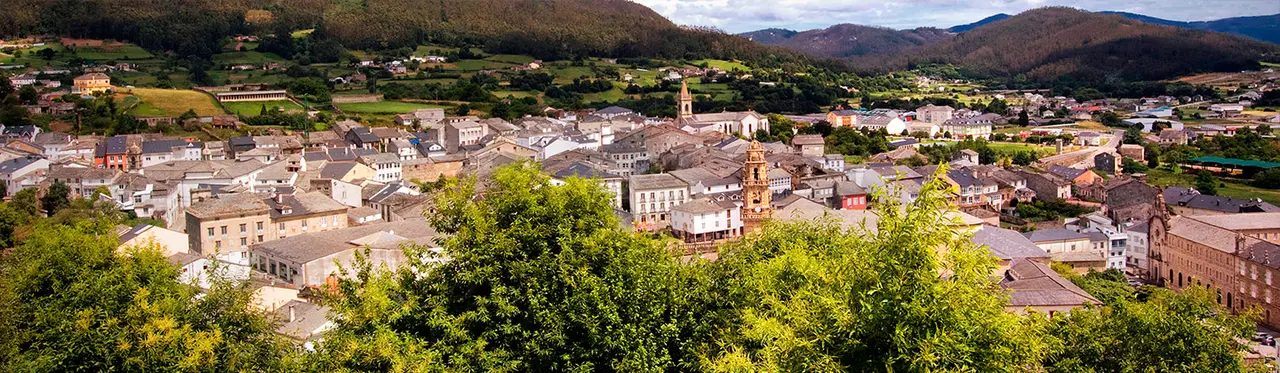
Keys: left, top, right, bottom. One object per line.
{"left": 677, "top": 79, "right": 694, "bottom": 121}
{"left": 742, "top": 140, "right": 772, "bottom": 234}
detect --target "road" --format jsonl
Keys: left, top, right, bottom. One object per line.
{"left": 1036, "top": 129, "right": 1122, "bottom": 168}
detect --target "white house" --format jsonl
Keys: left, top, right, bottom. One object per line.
{"left": 629, "top": 173, "right": 690, "bottom": 230}
{"left": 0, "top": 156, "right": 49, "bottom": 196}
{"left": 670, "top": 198, "right": 743, "bottom": 244}
{"left": 141, "top": 139, "right": 204, "bottom": 168}
{"left": 358, "top": 153, "right": 403, "bottom": 183}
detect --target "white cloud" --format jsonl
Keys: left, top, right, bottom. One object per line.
{"left": 631, "top": 0, "right": 1280, "bottom": 33}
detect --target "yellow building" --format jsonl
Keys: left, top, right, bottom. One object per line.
{"left": 73, "top": 72, "right": 112, "bottom": 94}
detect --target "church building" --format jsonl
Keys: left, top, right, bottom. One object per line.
{"left": 674, "top": 80, "right": 770, "bottom": 137}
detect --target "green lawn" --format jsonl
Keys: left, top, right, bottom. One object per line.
{"left": 493, "top": 90, "right": 541, "bottom": 101}
{"left": 122, "top": 88, "right": 222, "bottom": 117}
{"left": 291, "top": 29, "right": 315, "bottom": 38}
{"left": 336, "top": 101, "right": 449, "bottom": 115}
{"left": 987, "top": 142, "right": 1057, "bottom": 157}
{"left": 72, "top": 44, "right": 153, "bottom": 60}
{"left": 212, "top": 51, "right": 288, "bottom": 65}
{"left": 582, "top": 87, "right": 629, "bottom": 103}
{"left": 1146, "top": 168, "right": 1280, "bottom": 206}
{"left": 486, "top": 54, "right": 536, "bottom": 65}
{"left": 454, "top": 59, "right": 515, "bottom": 71}
{"left": 692, "top": 59, "right": 749, "bottom": 71}
{"left": 223, "top": 100, "right": 305, "bottom": 116}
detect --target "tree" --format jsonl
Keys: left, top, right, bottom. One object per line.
{"left": 40, "top": 181, "right": 70, "bottom": 217}
{"left": 456, "top": 103, "right": 470, "bottom": 116}
{"left": 1123, "top": 126, "right": 1144, "bottom": 145}
{"left": 11, "top": 188, "right": 39, "bottom": 217}
{"left": 312, "top": 163, "right": 711, "bottom": 371}
{"left": 1253, "top": 168, "right": 1280, "bottom": 189}
{"left": 706, "top": 165, "right": 1047, "bottom": 371}
{"left": 1195, "top": 171, "right": 1218, "bottom": 196}
{"left": 0, "top": 218, "right": 296, "bottom": 371}
{"left": 1016, "top": 110, "right": 1030, "bottom": 125}
{"left": 1043, "top": 287, "right": 1260, "bottom": 372}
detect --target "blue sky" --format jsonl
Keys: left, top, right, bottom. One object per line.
{"left": 631, "top": 0, "right": 1280, "bottom": 33}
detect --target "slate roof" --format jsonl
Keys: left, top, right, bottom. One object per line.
{"left": 1185, "top": 213, "right": 1280, "bottom": 232}
{"left": 1048, "top": 165, "right": 1088, "bottom": 181}
{"left": 790, "top": 134, "right": 824, "bottom": 146}
{"left": 96, "top": 136, "right": 128, "bottom": 156}
{"left": 1001, "top": 258, "right": 1100, "bottom": 308}
{"left": 253, "top": 220, "right": 437, "bottom": 264}
{"left": 1163, "top": 186, "right": 1280, "bottom": 214}
{"left": 141, "top": 139, "right": 201, "bottom": 154}
{"left": 1167, "top": 216, "right": 1238, "bottom": 253}
{"left": 348, "top": 127, "right": 380, "bottom": 143}
{"left": 552, "top": 162, "right": 620, "bottom": 180}
{"left": 1023, "top": 229, "right": 1090, "bottom": 243}
{"left": 973, "top": 226, "right": 1051, "bottom": 260}
{"left": 186, "top": 193, "right": 270, "bottom": 219}
{"left": 0, "top": 156, "right": 44, "bottom": 174}
{"left": 319, "top": 163, "right": 358, "bottom": 180}
{"left": 264, "top": 192, "right": 347, "bottom": 218}
{"left": 274, "top": 300, "right": 331, "bottom": 341}
{"left": 596, "top": 106, "right": 634, "bottom": 115}
{"left": 671, "top": 198, "right": 737, "bottom": 214}
{"left": 629, "top": 173, "right": 688, "bottom": 191}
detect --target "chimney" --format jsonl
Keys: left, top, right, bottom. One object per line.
{"left": 288, "top": 304, "right": 296, "bottom": 323}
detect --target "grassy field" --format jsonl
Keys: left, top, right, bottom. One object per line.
{"left": 122, "top": 88, "right": 222, "bottom": 117}
{"left": 213, "top": 51, "right": 288, "bottom": 65}
{"left": 692, "top": 59, "right": 749, "bottom": 71}
{"left": 223, "top": 100, "right": 305, "bottom": 116}
{"left": 486, "top": 54, "right": 536, "bottom": 65}
{"left": 336, "top": 101, "right": 449, "bottom": 115}
{"left": 987, "top": 142, "right": 1058, "bottom": 157}
{"left": 1146, "top": 168, "right": 1280, "bottom": 206}
{"left": 72, "top": 44, "right": 152, "bottom": 60}
{"left": 291, "top": 29, "right": 314, "bottom": 38}
{"left": 454, "top": 59, "right": 516, "bottom": 71}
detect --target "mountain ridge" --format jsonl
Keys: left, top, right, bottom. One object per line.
{"left": 850, "top": 7, "right": 1280, "bottom": 82}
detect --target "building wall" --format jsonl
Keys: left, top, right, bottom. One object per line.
{"left": 630, "top": 186, "right": 688, "bottom": 230}
{"left": 186, "top": 212, "right": 271, "bottom": 255}
{"left": 403, "top": 159, "right": 462, "bottom": 182}
{"left": 1032, "top": 238, "right": 1092, "bottom": 254}
{"left": 272, "top": 211, "right": 348, "bottom": 240}
{"left": 1162, "top": 232, "right": 1236, "bottom": 308}
{"left": 671, "top": 206, "right": 742, "bottom": 236}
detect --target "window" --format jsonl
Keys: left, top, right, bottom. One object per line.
{"left": 256, "top": 222, "right": 263, "bottom": 232}
{"left": 220, "top": 226, "right": 227, "bottom": 237}
{"left": 240, "top": 237, "right": 247, "bottom": 247}
{"left": 279, "top": 223, "right": 285, "bottom": 231}
{"left": 215, "top": 241, "right": 222, "bottom": 249}
{"left": 240, "top": 223, "right": 247, "bottom": 235}
{"left": 207, "top": 227, "right": 214, "bottom": 238}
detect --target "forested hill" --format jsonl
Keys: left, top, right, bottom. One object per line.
{"left": 1101, "top": 12, "right": 1280, "bottom": 44}
{"left": 737, "top": 24, "right": 952, "bottom": 58}
{"left": 0, "top": 0, "right": 809, "bottom": 64}
{"left": 850, "top": 7, "right": 1280, "bottom": 83}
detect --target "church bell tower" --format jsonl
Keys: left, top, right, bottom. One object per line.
{"left": 742, "top": 140, "right": 772, "bottom": 234}
{"left": 677, "top": 79, "right": 693, "bottom": 121}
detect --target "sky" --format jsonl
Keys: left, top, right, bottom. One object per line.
{"left": 631, "top": 0, "right": 1280, "bottom": 33}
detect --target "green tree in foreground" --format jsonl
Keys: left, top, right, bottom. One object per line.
{"left": 40, "top": 180, "right": 70, "bottom": 217}
{"left": 1044, "top": 286, "right": 1262, "bottom": 373}
{"left": 705, "top": 164, "right": 1047, "bottom": 371}
{"left": 0, "top": 219, "right": 295, "bottom": 371}
{"left": 1196, "top": 171, "right": 1219, "bottom": 196}
{"left": 312, "top": 162, "right": 711, "bottom": 371}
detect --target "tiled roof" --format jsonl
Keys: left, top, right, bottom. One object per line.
{"left": 186, "top": 193, "right": 271, "bottom": 219}
{"left": 629, "top": 173, "right": 688, "bottom": 191}
{"left": 265, "top": 191, "right": 347, "bottom": 218}
{"left": 1001, "top": 258, "right": 1100, "bottom": 307}
{"left": 1023, "top": 229, "right": 1090, "bottom": 243}
{"left": 253, "top": 220, "right": 437, "bottom": 263}
{"left": 672, "top": 198, "right": 737, "bottom": 214}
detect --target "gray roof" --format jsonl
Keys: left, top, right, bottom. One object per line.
{"left": 187, "top": 193, "right": 271, "bottom": 219}
{"left": 253, "top": 220, "right": 437, "bottom": 263}
{"left": 0, "top": 156, "right": 44, "bottom": 174}
{"left": 319, "top": 162, "right": 358, "bottom": 180}
{"left": 596, "top": 106, "right": 634, "bottom": 115}
{"left": 629, "top": 173, "right": 688, "bottom": 191}
{"left": 552, "top": 162, "right": 620, "bottom": 180}
{"left": 1001, "top": 258, "right": 1100, "bottom": 307}
{"left": 1023, "top": 229, "right": 1090, "bottom": 243}
{"left": 672, "top": 198, "right": 738, "bottom": 214}
{"left": 1164, "top": 186, "right": 1280, "bottom": 213}
{"left": 274, "top": 300, "right": 331, "bottom": 341}
{"left": 265, "top": 191, "right": 347, "bottom": 218}
{"left": 1048, "top": 165, "right": 1088, "bottom": 181}
{"left": 96, "top": 136, "right": 128, "bottom": 156}
{"left": 972, "top": 226, "right": 1051, "bottom": 260}
{"left": 670, "top": 167, "right": 740, "bottom": 187}
{"left": 141, "top": 139, "right": 201, "bottom": 154}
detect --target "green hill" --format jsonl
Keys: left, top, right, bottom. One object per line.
{"left": 851, "top": 7, "right": 1280, "bottom": 83}
{"left": 0, "top": 0, "right": 807, "bottom": 65}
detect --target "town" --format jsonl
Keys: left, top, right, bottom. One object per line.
{"left": 2, "top": 2, "right": 1280, "bottom": 371}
